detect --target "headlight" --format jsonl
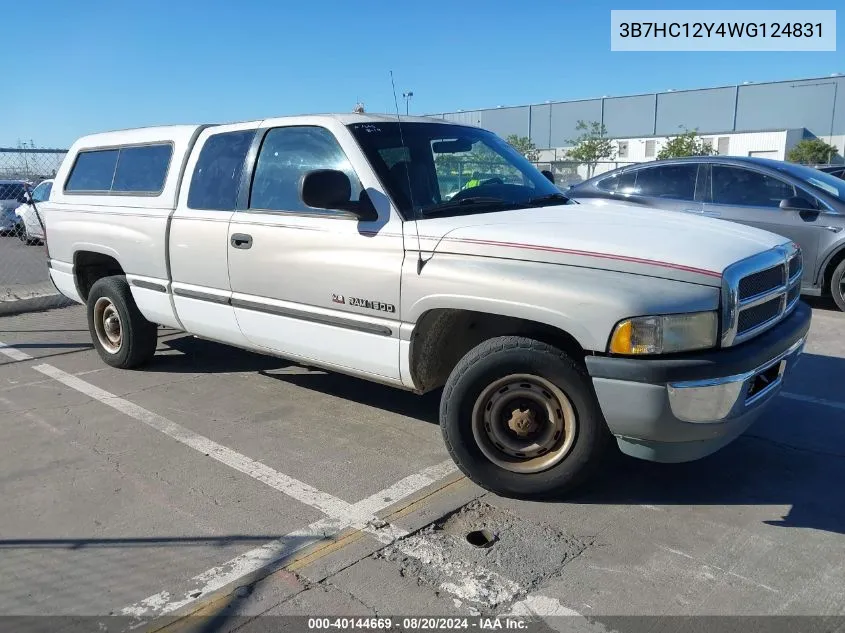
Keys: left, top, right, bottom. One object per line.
{"left": 608, "top": 311, "right": 718, "bottom": 355}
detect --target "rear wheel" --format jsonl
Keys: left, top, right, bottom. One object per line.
{"left": 440, "top": 336, "right": 612, "bottom": 498}
{"left": 830, "top": 259, "right": 845, "bottom": 312}
{"left": 87, "top": 276, "right": 158, "bottom": 368}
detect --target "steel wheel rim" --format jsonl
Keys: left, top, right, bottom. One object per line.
{"left": 471, "top": 373, "right": 577, "bottom": 474}
{"left": 93, "top": 297, "right": 122, "bottom": 354}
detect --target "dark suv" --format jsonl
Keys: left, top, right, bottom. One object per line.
{"left": 567, "top": 156, "right": 845, "bottom": 311}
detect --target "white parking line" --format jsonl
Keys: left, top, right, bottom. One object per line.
{"left": 781, "top": 391, "right": 845, "bottom": 411}
{"left": 33, "top": 362, "right": 356, "bottom": 518}
{"left": 13, "top": 356, "right": 461, "bottom": 620}
{"left": 122, "top": 461, "right": 459, "bottom": 622}
{"left": 0, "top": 342, "right": 34, "bottom": 362}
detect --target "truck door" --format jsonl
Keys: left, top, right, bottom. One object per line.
{"left": 226, "top": 119, "right": 404, "bottom": 381}
{"left": 169, "top": 122, "right": 259, "bottom": 346}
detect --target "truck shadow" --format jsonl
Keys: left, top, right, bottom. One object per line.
{"left": 153, "top": 336, "right": 845, "bottom": 535}
{"left": 154, "top": 334, "right": 443, "bottom": 423}
{"left": 803, "top": 295, "right": 841, "bottom": 312}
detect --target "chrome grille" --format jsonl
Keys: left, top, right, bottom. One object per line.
{"left": 738, "top": 265, "right": 785, "bottom": 300}
{"left": 788, "top": 250, "right": 802, "bottom": 281}
{"left": 721, "top": 243, "right": 802, "bottom": 347}
{"left": 737, "top": 297, "right": 782, "bottom": 334}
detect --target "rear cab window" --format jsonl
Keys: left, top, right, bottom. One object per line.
{"left": 65, "top": 144, "right": 173, "bottom": 194}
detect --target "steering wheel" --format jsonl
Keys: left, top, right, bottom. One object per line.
{"left": 481, "top": 177, "right": 504, "bottom": 186}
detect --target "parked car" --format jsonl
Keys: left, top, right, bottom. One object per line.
{"left": 0, "top": 180, "right": 30, "bottom": 235}
{"left": 15, "top": 179, "right": 52, "bottom": 244}
{"left": 41, "top": 115, "right": 810, "bottom": 498}
{"left": 567, "top": 156, "right": 845, "bottom": 311}
{"left": 817, "top": 164, "right": 845, "bottom": 180}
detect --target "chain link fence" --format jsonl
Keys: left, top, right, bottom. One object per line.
{"left": 1, "top": 148, "right": 69, "bottom": 314}
{"left": 0, "top": 147, "right": 67, "bottom": 182}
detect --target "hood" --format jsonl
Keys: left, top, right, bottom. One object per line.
{"left": 414, "top": 199, "right": 788, "bottom": 286}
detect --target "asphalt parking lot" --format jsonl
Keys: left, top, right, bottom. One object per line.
{"left": 0, "top": 236, "right": 48, "bottom": 291}
{"left": 0, "top": 300, "right": 844, "bottom": 632}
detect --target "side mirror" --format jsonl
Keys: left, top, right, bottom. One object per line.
{"left": 541, "top": 169, "right": 555, "bottom": 184}
{"left": 779, "top": 196, "right": 816, "bottom": 212}
{"left": 299, "top": 169, "right": 377, "bottom": 221}
{"left": 22, "top": 191, "right": 33, "bottom": 204}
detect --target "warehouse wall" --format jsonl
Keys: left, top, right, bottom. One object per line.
{"left": 432, "top": 75, "right": 845, "bottom": 154}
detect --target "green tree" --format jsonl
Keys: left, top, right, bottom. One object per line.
{"left": 786, "top": 138, "right": 839, "bottom": 165}
{"left": 657, "top": 127, "right": 717, "bottom": 160}
{"left": 565, "top": 121, "right": 616, "bottom": 179}
{"left": 505, "top": 135, "right": 540, "bottom": 162}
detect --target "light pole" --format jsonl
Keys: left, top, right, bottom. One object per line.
{"left": 402, "top": 91, "right": 414, "bottom": 116}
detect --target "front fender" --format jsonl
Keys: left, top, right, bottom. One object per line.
{"left": 815, "top": 240, "right": 845, "bottom": 287}
{"left": 406, "top": 293, "right": 597, "bottom": 350}
{"left": 401, "top": 254, "right": 722, "bottom": 354}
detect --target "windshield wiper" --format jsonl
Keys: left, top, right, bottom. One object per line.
{"left": 524, "top": 192, "right": 570, "bottom": 207}
{"left": 418, "top": 196, "right": 513, "bottom": 217}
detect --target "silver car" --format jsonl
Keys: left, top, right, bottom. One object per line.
{"left": 567, "top": 156, "right": 845, "bottom": 311}
{"left": 0, "top": 180, "right": 30, "bottom": 235}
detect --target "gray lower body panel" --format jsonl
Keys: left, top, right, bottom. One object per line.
{"left": 591, "top": 335, "right": 806, "bottom": 463}
{"left": 592, "top": 377, "right": 769, "bottom": 463}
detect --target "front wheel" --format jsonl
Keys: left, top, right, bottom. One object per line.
{"left": 87, "top": 276, "right": 158, "bottom": 368}
{"left": 440, "top": 336, "right": 612, "bottom": 499}
{"left": 830, "top": 259, "right": 845, "bottom": 312}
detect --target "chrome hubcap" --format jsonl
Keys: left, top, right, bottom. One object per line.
{"left": 471, "top": 374, "right": 577, "bottom": 474}
{"left": 93, "top": 298, "right": 122, "bottom": 354}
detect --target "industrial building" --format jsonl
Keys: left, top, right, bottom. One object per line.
{"left": 430, "top": 75, "right": 844, "bottom": 183}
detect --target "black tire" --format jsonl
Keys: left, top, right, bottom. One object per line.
{"left": 87, "top": 276, "right": 158, "bottom": 369}
{"left": 17, "top": 224, "right": 27, "bottom": 242}
{"left": 830, "top": 259, "right": 845, "bottom": 312}
{"left": 440, "top": 336, "right": 613, "bottom": 499}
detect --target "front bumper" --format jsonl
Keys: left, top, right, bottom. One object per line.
{"left": 585, "top": 301, "right": 811, "bottom": 463}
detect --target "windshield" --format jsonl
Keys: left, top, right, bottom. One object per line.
{"left": 0, "top": 183, "right": 26, "bottom": 201}
{"left": 773, "top": 162, "right": 845, "bottom": 202}
{"left": 347, "top": 122, "right": 562, "bottom": 218}
{"left": 31, "top": 181, "right": 53, "bottom": 203}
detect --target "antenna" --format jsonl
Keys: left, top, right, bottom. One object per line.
{"left": 390, "top": 71, "right": 425, "bottom": 274}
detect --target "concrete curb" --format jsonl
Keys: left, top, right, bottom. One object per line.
{"left": 0, "top": 281, "right": 75, "bottom": 316}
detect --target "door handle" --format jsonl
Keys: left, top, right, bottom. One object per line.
{"left": 231, "top": 233, "right": 253, "bottom": 249}
{"left": 820, "top": 226, "right": 843, "bottom": 233}
{"left": 682, "top": 208, "right": 703, "bottom": 214}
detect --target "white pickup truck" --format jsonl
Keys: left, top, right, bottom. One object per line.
{"left": 42, "top": 114, "right": 811, "bottom": 498}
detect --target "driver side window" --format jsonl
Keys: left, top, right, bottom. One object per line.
{"left": 432, "top": 139, "right": 528, "bottom": 200}
{"left": 249, "top": 126, "right": 362, "bottom": 214}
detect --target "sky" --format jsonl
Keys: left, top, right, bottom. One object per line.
{"left": 3, "top": 0, "right": 843, "bottom": 148}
